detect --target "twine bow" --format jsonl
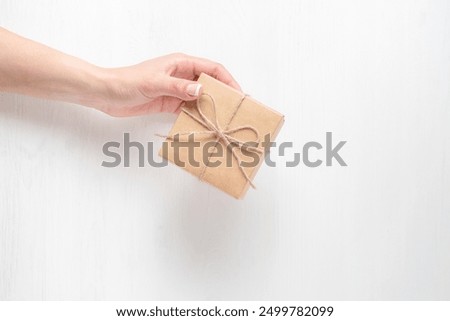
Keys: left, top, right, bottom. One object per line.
{"left": 161, "top": 93, "right": 264, "bottom": 188}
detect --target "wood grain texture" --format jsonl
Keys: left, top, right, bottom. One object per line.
{"left": 0, "top": 0, "right": 449, "bottom": 300}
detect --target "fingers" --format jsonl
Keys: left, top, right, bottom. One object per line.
{"left": 157, "top": 76, "right": 203, "bottom": 101}
{"left": 170, "top": 54, "right": 241, "bottom": 91}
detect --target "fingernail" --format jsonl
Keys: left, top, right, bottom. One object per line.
{"left": 187, "top": 84, "right": 202, "bottom": 97}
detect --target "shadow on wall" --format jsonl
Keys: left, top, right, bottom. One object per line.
{"left": 155, "top": 175, "right": 280, "bottom": 300}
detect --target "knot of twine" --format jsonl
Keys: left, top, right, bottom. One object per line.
{"left": 161, "top": 93, "right": 264, "bottom": 188}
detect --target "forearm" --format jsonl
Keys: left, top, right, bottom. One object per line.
{"left": 0, "top": 27, "right": 239, "bottom": 116}
{"left": 0, "top": 27, "right": 109, "bottom": 107}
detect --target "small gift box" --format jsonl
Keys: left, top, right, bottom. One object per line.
{"left": 159, "top": 73, "right": 284, "bottom": 199}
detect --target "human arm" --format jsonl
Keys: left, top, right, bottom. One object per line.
{"left": 0, "top": 27, "right": 240, "bottom": 116}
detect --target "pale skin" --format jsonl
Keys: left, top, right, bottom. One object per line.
{"left": 0, "top": 27, "right": 241, "bottom": 117}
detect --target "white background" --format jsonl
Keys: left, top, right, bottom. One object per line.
{"left": 0, "top": 0, "right": 449, "bottom": 300}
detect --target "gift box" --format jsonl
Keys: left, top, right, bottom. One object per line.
{"left": 159, "top": 73, "right": 284, "bottom": 199}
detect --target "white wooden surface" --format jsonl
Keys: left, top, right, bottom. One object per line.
{"left": 0, "top": 0, "right": 449, "bottom": 300}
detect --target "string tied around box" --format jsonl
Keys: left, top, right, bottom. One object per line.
{"left": 157, "top": 93, "right": 264, "bottom": 188}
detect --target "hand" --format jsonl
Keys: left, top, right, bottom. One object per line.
{"left": 95, "top": 53, "right": 241, "bottom": 117}
{"left": 0, "top": 28, "right": 240, "bottom": 118}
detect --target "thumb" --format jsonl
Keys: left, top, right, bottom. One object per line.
{"left": 160, "top": 77, "right": 203, "bottom": 101}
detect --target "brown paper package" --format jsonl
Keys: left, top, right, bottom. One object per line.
{"left": 159, "top": 73, "right": 284, "bottom": 199}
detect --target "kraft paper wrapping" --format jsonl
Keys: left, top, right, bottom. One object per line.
{"left": 159, "top": 73, "right": 284, "bottom": 199}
